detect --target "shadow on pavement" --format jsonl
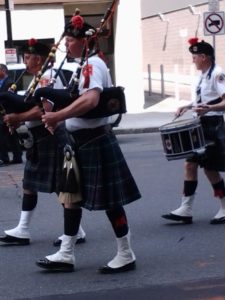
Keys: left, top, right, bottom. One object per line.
{"left": 19, "top": 277, "right": 225, "bottom": 300}
{"left": 144, "top": 91, "right": 170, "bottom": 109}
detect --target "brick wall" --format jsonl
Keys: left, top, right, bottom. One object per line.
{"left": 142, "top": 2, "right": 225, "bottom": 98}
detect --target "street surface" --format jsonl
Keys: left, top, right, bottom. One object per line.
{"left": 1, "top": 133, "right": 225, "bottom": 299}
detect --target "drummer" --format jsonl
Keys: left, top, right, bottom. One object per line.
{"left": 162, "top": 37, "right": 225, "bottom": 224}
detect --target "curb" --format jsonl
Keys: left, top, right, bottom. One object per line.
{"left": 113, "top": 127, "right": 160, "bottom": 134}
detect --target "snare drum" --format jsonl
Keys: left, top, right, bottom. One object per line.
{"left": 159, "top": 118, "right": 206, "bottom": 160}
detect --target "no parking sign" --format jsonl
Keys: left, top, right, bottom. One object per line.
{"left": 204, "top": 11, "right": 225, "bottom": 35}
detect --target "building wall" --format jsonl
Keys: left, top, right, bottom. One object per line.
{"left": 141, "top": 0, "right": 207, "bottom": 18}
{"left": 115, "top": 0, "right": 144, "bottom": 112}
{"left": 142, "top": 1, "right": 225, "bottom": 99}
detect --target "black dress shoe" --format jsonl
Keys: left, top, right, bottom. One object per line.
{"left": 0, "top": 234, "right": 30, "bottom": 245}
{"left": 161, "top": 213, "right": 193, "bottom": 224}
{"left": 210, "top": 217, "right": 225, "bottom": 224}
{"left": 53, "top": 237, "right": 86, "bottom": 247}
{"left": 99, "top": 261, "right": 136, "bottom": 274}
{"left": 36, "top": 258, "right": 74, "bottom": 272}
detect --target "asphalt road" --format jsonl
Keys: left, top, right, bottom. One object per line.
{"left": 1, "top": 133, "right": 225, "bottom": 300}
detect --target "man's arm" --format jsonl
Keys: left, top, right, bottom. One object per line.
{"left": 41, "top": 89, "right": 100, "bottom": 128}
{"left": 3, "top": 106, "right": 41, "bottom": 128}
{"left": 194, "top": 95, "right": 225, "bottom": 116}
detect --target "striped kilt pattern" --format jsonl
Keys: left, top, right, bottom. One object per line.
{"left": 23, "top": 125, "right": 66, "bottom": 193}
{"left": 71, "top": 128, "right": 141, "bottom": 211}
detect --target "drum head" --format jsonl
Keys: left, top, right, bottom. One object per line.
{"left": 160, "top": 118, "right": 199, "bottom": 132}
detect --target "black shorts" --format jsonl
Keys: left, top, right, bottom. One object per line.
{"left": 187, "top": 115, "right": 225, "bottom": 171}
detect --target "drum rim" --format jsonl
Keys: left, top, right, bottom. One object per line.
{"left": 164, "top": 146, "right": 206, "bottom": 160}
{"left": 159, "top": 118, "right": 200, "bottom": 132}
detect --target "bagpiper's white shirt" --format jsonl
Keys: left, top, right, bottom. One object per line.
{"left": 194, "top": 64, "right": 225, "bottom": 117}
{"left": 66, "top": 55, "right": 112, "bottom": 132}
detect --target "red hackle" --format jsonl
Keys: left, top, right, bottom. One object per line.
{"left": 28, "top": 38, "right": 38, "bottom": 46}
{"left": 188, "top": 37, "right": 199, "bottom": 45}
{"left": 71, "top": 15, "right": 84, "bottom": 30}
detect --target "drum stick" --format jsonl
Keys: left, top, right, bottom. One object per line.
{"left": 171, "top": 106, "right": 189, "bottom": 122}
{"left": 171, "top": 115, "right": 179, "bottom": 122}
{"left": 171, "top": 112, "right": 184, "bottom": 122}
{"left": 171, "top": 104, "right": 205, "bottom": 122}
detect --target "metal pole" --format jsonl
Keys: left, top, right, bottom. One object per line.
{"left": 160, "top": 64, "right": 165, "bottom": 98}
{"left": 147, "top": 64, "right": 152, "bottom": 96}
{"left": 5, "top": 0, "right": 13, "bottom": 48}
{"left": 174, "top": 64, "right": 179, "bottom": 101}
{"left": 212, "top": 34, "right": 216, "bottom": 56}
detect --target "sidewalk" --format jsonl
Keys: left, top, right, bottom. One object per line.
{"left": 113, "top": 96, "right": 192, "bottom": 134}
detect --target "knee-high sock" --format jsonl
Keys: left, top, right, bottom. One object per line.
{"left": 183, "top": 180, "right": 198, "bottom": 196}
{"left": 212, "top": 179, "right": 225, "bottom": 198}
{"left": 106, "top": 206, "right": 129, "bottom": 238}
{"left": 64, "top": 208, "right": 82, "bottom": 236}
{"left": 22, "top": 193, "right": 38, "bottom": 211}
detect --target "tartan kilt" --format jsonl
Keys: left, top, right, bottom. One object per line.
{"left": 23, "top": 125, "right": 66, "bottom": 193}
{"left": 72, "top": 129, "right": 141, "bottom": 211}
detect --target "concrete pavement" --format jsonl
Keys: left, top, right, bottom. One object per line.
{"left": 113, "top": 96, "right": 192, "bottom": 134}
{"left": 19, "top": 278, "right": 225, "bottom": 300}
{"left": 0, "top": 108, "right": 225, "bottom": 300}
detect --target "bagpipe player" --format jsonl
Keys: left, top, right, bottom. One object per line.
{"left": 0, "top": 38, "right": 86, "bottom": 247}
{"left": 36, "top": 11, "right": 141, "bottom": 273}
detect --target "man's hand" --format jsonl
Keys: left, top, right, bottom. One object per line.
{"left": 42, "top": 99, "right": 54, "bottom": 112}
{"left": 3, "top": 113, "right": 21, "bottom": 129}
{"left": 174, "top": 106, "right": 190, "bottom": 119}
{"left": 41, "top": 111, "right": 58, "bottom": 133}
{"left": 193, "top": 104, "right": 210, "bottom": 116}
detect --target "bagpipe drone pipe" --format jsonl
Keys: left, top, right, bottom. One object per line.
{"left": 34, "top": 85, "right": 127, "bottom": 118}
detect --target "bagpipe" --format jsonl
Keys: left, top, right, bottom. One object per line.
{"left": 0, "top": 54, "right": 67, "bottom": 116}
{"left": 0, "top": 32, "right": 65, "bottom": 116}
{"left": 0, "top": 83, "right": 126, "bottom": 118}
{"left": 0, "top": 91, "right": 36, "bottom": 114}
{"left": 34, "top": 85, "right": 126, "bottom": 118}
{"left": 0, "top": 14, "right": 69, "bottom": 116}
{"left": 0, "top": 0, "right": 126, "bottom": 119}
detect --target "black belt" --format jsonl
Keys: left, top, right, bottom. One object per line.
{"left": 200, "top": 115, "right": 224, "bottom": 127}
{"left": 207, "top": 98, "right": 222, "bottom": 105}
{"left": 70, "top": 124, "right": 112, "bottom": 141}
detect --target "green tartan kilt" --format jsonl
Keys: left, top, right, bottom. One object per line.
{"left": 71, "top": 129, "right": 141, "bottom": 211}
{"left": 23, "top": 124, "right": 66, "bottom": 193}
